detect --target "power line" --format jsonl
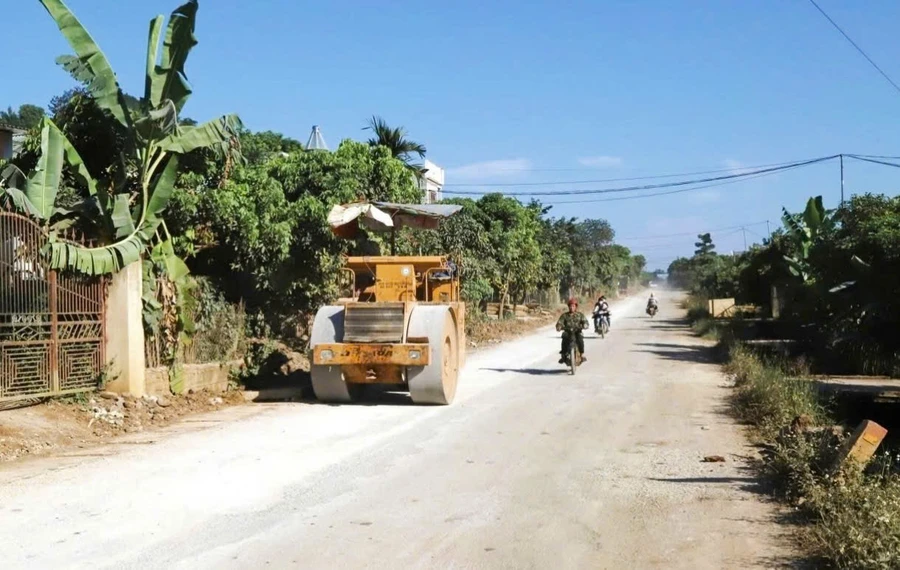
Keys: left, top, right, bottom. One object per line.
{"left": 620, "top": 228, "right": 747, "bottom": 251}
{"left": 850, "top": 153, "right": 900, "bottom": 160}
{"left": 807, "top": 0, "right": 900, "bottom": 96}
{"left": 442, "top": 155, "right": 838, "bottom": 197}
{"left": 745, "top": 227, "right": 769, "bottom": 240}
{"left": 442, "top": 157, "right": 823, "bottom": 187}
{"left": 533, "top": 163, "right": 810, "bottom": 204}
{"left": 846, "top": 154, "right": 900, "bottom": 169}
{"left": 620, "top": 221, "right": 769, "bottom": 241}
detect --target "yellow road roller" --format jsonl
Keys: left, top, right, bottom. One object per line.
{"left": 309, "top": 201, "right": 466, "bottom": 405}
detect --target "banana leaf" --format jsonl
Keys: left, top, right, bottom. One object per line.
{"left": 2, "top": 187, "right": 42, "bottom": 219}
{"left": 149, "top": 1, "right": 198, "bottom": 113}
{"left": 111, "top": 194, "right": 136, "bottom": 239}
{"left": 145, "top": 156, "right": 180, "bottom": 233}
{"left": 25, "top": 118, "right": 66, "bottom": 220}
{"left": 41, "top": 0, "right": 132, "bottom": 129}
{"left": 156, "top": 114, "right": 242, "bottom": 155}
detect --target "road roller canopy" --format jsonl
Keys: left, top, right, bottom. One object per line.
{"left": 327, "top": 201, "right": 463, "bottom": 239}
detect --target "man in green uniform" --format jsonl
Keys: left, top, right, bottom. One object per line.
{"left": 556, "top": 297, "right": 589, "bottom": 364}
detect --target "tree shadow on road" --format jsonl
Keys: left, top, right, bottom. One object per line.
{"left": 481, "top": 367, "right": 569, "bottom": 376}
{"left": 648, "top": 476, "right": 757, "bottom": 484}
{"left": 630, "top": 342, "right": 718, "bottom": 364}
{"left": 646, "top": 317, "right": 692, "bottom": 331}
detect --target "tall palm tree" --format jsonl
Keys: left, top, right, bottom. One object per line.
{"left": 364, "top": 115, "right": 427, "bottom": 175}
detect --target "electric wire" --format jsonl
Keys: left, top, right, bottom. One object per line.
{"left": 533, "top": 163, "right": 807, "bottom": 204}
{"left": 442, "top": 155, "right": 838, "bottom": 197}
{"left": 807, "top": 0, "right": 900, "bottom": 96}
{"left": 619, "top": 221, "right": 769, "bottom": 241}
{"left": 443, "top": 157, "right": 826, "bottom": 187}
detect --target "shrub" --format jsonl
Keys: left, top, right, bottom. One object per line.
{"left": 724, "top": 345, "right": 900, "bottom": 570}
{"left": 727, "top": 344, "right": 829, "bottom": 439}
{"left": 183, "top": 277, "right": 247, "bottom": 363}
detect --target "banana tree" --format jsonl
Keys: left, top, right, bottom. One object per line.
{"left": 781, "top": 195, "right": 835, "bottom": 282}
{"left": 5, "top": 0, "right": 242, "bottom": 274}
{"left": 1, "top": 117, "right": 86, "bottom": 227}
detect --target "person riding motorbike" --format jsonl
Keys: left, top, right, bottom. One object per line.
{"left": 556, "top": 298, "right": 589, "bottom": 364}
{"left": 646, "top": 292, "right": 659, "bottom": 316}
{"left": 592, "top": 295, "right": 611, "bottom": 330}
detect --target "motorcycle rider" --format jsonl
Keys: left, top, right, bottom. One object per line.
{"left": 647, "top": 293, "right": 658, "bottom": 310}
{"left": 593, "top": 295, "right": 611, "bottom": 330}
{"left": 556, "top": 298, "right": 589, "bottom": 364}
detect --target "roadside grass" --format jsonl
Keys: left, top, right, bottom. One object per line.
{"left": 681, "top": 295, "right": 721, "bottom": 341}
{"left": 726, "top": 344, "right": 829, "bottom": 440}
{"left": 721, "top": 342, "right": 900, "bottom": 569}
{"left": 679, "top": 299, "right": 900, "bottom": 569}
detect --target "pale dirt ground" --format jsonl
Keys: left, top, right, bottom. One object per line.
{"left": 0, "top": 292, "right": 795, "bottom": 569}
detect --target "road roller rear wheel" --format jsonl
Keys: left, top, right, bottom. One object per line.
{"left": 406, "top": 306, "right": 459, "bottom": 405}
{"left": 309, "top": 306, "right": 361, "bottom": 403}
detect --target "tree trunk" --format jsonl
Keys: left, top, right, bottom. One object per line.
{"left": 498, "top": 269, "right": 513, "bottom": 319}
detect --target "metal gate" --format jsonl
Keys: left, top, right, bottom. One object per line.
{"left": 0, "top": 210, "right": 107, "bottom": 403}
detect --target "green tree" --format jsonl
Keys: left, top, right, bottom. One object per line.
{"left": 0, "top": 104, "right": 46, "bottom": 129}
{"left": 535, "top": 213, "right": 575, "bottom": 305}
{"left": 167, "top": 139, "right": 421, "bottom": 333}
{"left": 475, "top": 194, "right": 542, "bottom": 316}
{"left": 240, "top": 130, "right": 304, "bottom": 164}
{"left": 694, "top": 233, "right": 715, "bottom": 256}
{"left": 363, "top": 115, "right": 426, "bottom": 173}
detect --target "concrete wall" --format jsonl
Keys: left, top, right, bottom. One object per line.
{"left": 145, "top": 361, "right": 242, "bottom": 396}
{"left": 708, "top": 298, "right": 737, "bottom": 318}
{"left": 145, "top": 368, "right": 169, "bottom": 395}
{"left": 102, "top": 259, "right": 243, "bottom": 397}
{"left": 105, "top": 261, "right": 146, "bottom": 396}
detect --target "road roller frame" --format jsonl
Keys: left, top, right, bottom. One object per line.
{"left": 309, "top": 202, "right": 467, "bottom": 405}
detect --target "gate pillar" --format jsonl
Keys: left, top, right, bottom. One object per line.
{"left": 104, "top": 261, "right": 146, "bottom": 396}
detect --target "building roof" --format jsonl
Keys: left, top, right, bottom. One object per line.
{"left": 0, "top": 123, "right": 25, "bottom": 133}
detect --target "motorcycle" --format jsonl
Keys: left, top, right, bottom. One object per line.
{"left": 566, "top": 340, "right": 583, "bottom": 375}
{"left": 646, "top": 304, "right": 658, "bottom": 317}
{"left": 558, "top": 323, "right": 588, "bottom": 374}
{"left": 593, "top": 312, "right": 610, "bottom": 338}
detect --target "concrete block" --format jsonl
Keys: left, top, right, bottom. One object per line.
{"left": 832, "top": 419, "right": 887, "bottom": 471}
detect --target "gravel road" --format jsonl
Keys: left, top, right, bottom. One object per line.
{"left": 0, "top": 292, "right": 791, "bottom": 569}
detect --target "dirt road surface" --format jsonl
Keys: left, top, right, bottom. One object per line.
{"left": 0, "top": 293, "right": 791, "bottom": 569}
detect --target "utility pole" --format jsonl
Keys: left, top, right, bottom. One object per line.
{"left": 840, "top": 154, "right": 845, "bottom": 207}
{"left": 742, "top": 226, "right": 747, "bottom": 251}
{"left": 766, "top": 220, "right": 771, "bottom": 237}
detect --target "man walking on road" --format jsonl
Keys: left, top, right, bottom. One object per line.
{"left": 557, "top": 298, "right": 589, "bottom": 364}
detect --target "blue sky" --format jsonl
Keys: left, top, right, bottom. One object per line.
{"left": 5, "top": 0, "right": 900, "bottom": 270}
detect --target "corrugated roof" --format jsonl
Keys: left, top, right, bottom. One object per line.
{"left": 327, "top": 201, "right": 462, "bottom": 238}
{"left": 372, "top": 202, "right": 462, "bottom": 218}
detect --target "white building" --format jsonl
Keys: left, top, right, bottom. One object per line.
{"left": 0, "top": 124, "right": 25, "bottom": 160}
{"left": 418, "top": 159, "right": 444, "bottom": 204}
